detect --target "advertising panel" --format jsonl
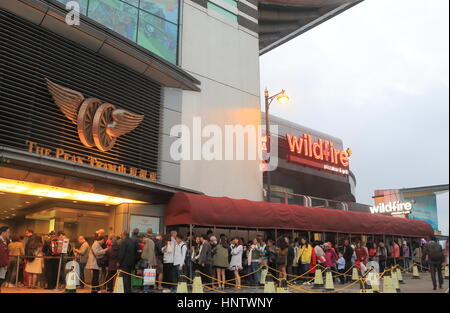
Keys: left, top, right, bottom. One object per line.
{"left": 404, "top": 194, "right": 439, "bottom": 231}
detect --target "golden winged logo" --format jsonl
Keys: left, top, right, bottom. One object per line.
{"left": 45, "top": 78, "right": 144, "bottom": 152}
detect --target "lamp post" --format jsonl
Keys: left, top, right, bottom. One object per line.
{"left": 264, "top": 88, "right": 289, "bottom": 202}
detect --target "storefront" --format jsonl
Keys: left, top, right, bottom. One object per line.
{"left": 0, "top": 4, "right": 201, "bottom": 240}
{"left": 263, "top": 114, "right": 357, "bottom": 208}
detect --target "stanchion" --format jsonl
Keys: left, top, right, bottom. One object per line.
{"left": 368, "top": 272, "right": 380, "bottom": 293}
{"left": 445, "top": 264, "right": 449, "bottom": 280}
{"left": 382, "top": 272, "right": 396, "bottom": 293}
{"left": 260, "top": 266, "right": 268, "bottom": 285}
{"left": 312, "top": 267, "right": 324, "bottom": 289}
{"left": 65, "top": 270, "right": 77, "bottom": 293}
{"left": 276, "top": 279, "right": 288, "bottom": 293}
{"left": 113, "top": 272, "right": 124, "bottom": 293}
{"left": 264, "top": 275, "right": 276, "bottom": 293}
{"left": 54, "top": 255, "right": 63, "bottom": 291}
{"left": 396, "top": 268, "right": 404, "bottom": 284}
{"left": 176, "top": 275, "right": 188, "bottom": 293}
{"left": 15, "top": 255, "right": 20, "bottom": 287}
{"left": 324, "top": 268, "right": 334, "bottom": 291}
{"left": 351, "top": 267, "right": 359, "bottom": 281}
{"left": 192, "top": 271, "right": 204, "bottom": 293}
{"left": 412, "top": 265, "right": 420, "bottom": 279}
{"left": 391, "top": 269, "right": 401, "bottom": 293}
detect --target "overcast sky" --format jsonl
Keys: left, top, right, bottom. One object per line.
{"left": 260, "top": 0, "right": 449, "bottom": 235}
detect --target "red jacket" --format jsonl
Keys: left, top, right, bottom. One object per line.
{"left": 308, "top": 246, "right": 317, "bottom": 274}
{"left": 0, "top": 238, "right": 9, "bottom": 267}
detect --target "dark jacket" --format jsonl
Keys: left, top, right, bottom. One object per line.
{"left": 423, "top": 241, "right": 444, "bottom": 263}
{"left": 343, "top": 245, "right": 354, "bottom": 263}
{"left": 105, "top": 245, "right": 120, "bottom": 272}
{"left": 119, "top": 237, "right": 136, "bottom": 269}
{"left": 199, "top": 241, "right": 212, "bottom": 266}
{"left": 0, "top": 238, "right": 8, "bottom": 267}
{"left": 287, "top": 246, "right": 295, "bottom": 265}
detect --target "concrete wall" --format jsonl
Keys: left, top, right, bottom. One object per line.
{"left": 175, "top": 0, "right": 263, "bottom": 201}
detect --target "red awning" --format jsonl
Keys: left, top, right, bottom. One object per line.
{"left": 165, "top": 192, "right": 434, "bottom": 238}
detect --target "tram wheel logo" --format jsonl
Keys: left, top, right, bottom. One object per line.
{"left": 46, "top": 78, "right": 144, "bottom": 152}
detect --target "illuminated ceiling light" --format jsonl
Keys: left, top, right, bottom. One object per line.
{"left": 25, "top": 201, "right": 31, "bottom": 204}
{"left": 0, "top": 177, "right": 146, "bottom": 205}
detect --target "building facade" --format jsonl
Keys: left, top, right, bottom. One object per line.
{"left": 0, "top": 0, "right": 363, "bottom": 237}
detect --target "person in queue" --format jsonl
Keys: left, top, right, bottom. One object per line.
{"left": 104, "top": 237, "right": 120, "bottom": 293}
{"left": 153, "top": 233, "right": 164, "bottom": 291}
{"left": 402, "top": 240, "right": 411, "bottom": 271}
{"left": 376, "top": 241, "right": 388, "bottom": 273}
{"left": 94, "top": 229, "right": 108, "bottom": 289}
{"left": 198, "top": 234, "right": 213, "bottom": 286}
{"left": 0, "top": 226, "right": 11, "bottom": 292}
{"left": 323, "top": 242, "right": 338, "bottom": 272}
{"left": 287, "top": 239, "right": 296, "bottom": 277}
{"left": 73, "top": 236, "right": 89, "bottom": 288}
{"left": 296, "top": 237, "right": 312, "bottom": 285}
{"left": 212, "top": 236, "right": 229, "bottom": 290}
{"left": 247, "top": 238, "right": 262, "bottom": 286}
{"left": 355, "top": 241, "right": 368, "bottom": 272}
{"left": 6, "top": 236, "right": 24, "bottom": 288}
{"left": 141, "top": 230, "right": 157, "bottom": 292}
{"left": 24, "top": 235, "right": 44, "bottom": 289}
{"left": 228, "top": 237, "right": 243, "bottom": 289}
{"left": 86, "top": 235, "right": 109, "bottom": 293}
{"left": 266, "top": 239, "right": 277, "bottom": 279}
{"left": 343, "top": 239, "right": 354, "bottom": 283}
{"left": 118, "top": 231, "right": 136, "bottom": 293}
{"left": 276, "top": 237, "right": 289, "bottom": 283}
{"left": 422, "top": 236, "right": 445, "bottom": 290}
{"left": 390, "top": 239, "right": 400, "bottom": 266}
{"left": 336, "top": 251, "right": 346, "bottom": 284}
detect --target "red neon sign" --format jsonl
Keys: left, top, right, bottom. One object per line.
{"left": 285, "top": 133, "right": 349, "bottom": 175}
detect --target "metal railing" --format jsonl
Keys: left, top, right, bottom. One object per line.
{"left": 6, "top": 254, "right": 77, "bottom": 290}
{"left": 265, "top": 189, "right": 348, "bottom": 211}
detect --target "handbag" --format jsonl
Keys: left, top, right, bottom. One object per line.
{"left": 91, "top": 246, "right": 106, "bottom": 268}
{"left": 143, "top": 268, "right": 156, "bottom": 286}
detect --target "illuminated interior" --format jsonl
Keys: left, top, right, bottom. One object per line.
{"left": 0, "top": 177, "right": 146, "bottom": 205}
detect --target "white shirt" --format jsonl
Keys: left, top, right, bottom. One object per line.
{"left": 162, "top": 237, "right": 176, "bottom": 264}
{"left": 173, "top": 241, "right": 187, "bottom": 268}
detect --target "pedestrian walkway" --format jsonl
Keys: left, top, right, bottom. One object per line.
{"left": 1, "top": 273, "right": 447, "bottom": 294}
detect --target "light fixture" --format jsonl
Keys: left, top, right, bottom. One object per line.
{"left": 276, "top": 90, "right": 290, "bottom": 104}
{"left": 0, "top": 177, "right": 146, "bottom": 205}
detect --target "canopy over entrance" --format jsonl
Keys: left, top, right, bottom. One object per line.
{"left": 165, "top": 193, "right": 434, "bottom": 238}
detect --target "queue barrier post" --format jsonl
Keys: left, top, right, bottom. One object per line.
{"left": 445, "top": 265, "right": 449, "bottom": 280}
{"left": 263, "top": 274, "right": 276, "bottom": 293}
{"left": 382, "top": 271, "right": 396, "bottom": 293}
{"left": 15, "top": 255, "right": 20, "bottom": 287}
{"left": 396, "top": 268, "right": 404, "bottom": 284}
{"left": 312, "top": 267, "right": 324, "bottom": 289}
{"left": 54, "top": 254, "right": 63, "bottom": 291}
{"left": 391, "top": 268, "right": 401, "bottom": 292}
{"left": 65, "top": 270, "right": 77, "bottom": 293}
{"left": 351, "top": 266, "right": 359, "bottom": 281}
{"left": 260, "top": 266, "right": 268, "bottom": 285}
{"left": 412, "top": 264, "right": 420, "bottom": 279}
{"left": 324, "top": 268, "right": 334, "bottom": 291}
{"left": 192, "top": 271, "right": 203, "bottom": 293}
{"left": 176, "top": 274, "right": 188, "bottom": 293}
{"left": 113, "top": 272, "right": 124, "bottom": 293}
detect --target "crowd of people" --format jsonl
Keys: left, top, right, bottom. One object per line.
{"left": 0, "top": 225, "right": 448, "bottom": 293}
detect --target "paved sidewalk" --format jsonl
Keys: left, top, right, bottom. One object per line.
{"left": 1, "top": 273, "right": 448, "bottom": 294}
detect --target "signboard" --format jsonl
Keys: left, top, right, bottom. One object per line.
{"left": 369, "top": 201, "right": 412, "bottom": 216}
{"left": 404, "top": 194, "right": 439, "bottom": 231}
{"left": 285, "top": 133, "right": 350, "bottom": 176}
{"left": 129, "top": 215, "right": 160, "bottom": 235}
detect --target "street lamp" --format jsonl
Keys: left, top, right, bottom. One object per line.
{"left": 264, "top": 88, "right": 290, "bottom": 202}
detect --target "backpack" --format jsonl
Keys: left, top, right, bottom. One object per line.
{"left": 427, "top": 242, "right": 443, "bottom": 262}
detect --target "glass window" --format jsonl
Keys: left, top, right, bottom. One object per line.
{"left": 140, "top": 0, "right": 180, "bottom": 24}
{"left": 55, "top": 0, "right": 180, "bottom": 65}
{"left": 207, "top": 2, "right": 237, "bottom": 22}
{"left": 88, "top": 0, "right": 138, "bottom": 42}
{"left": 137, "top": 10, "right": 178, "bottom": 64}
